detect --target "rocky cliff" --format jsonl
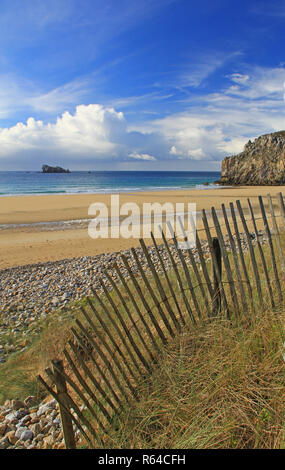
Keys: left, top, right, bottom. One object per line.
{"left": 219, "top": 131, "right": 285, "bottom": 185}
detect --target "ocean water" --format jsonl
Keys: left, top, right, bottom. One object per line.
{"left": 0, "top": 171, "right": 221, "bottom": 196}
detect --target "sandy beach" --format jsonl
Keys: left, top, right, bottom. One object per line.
{"left": 0, "top": 185, "right": 284, "bottom": 270}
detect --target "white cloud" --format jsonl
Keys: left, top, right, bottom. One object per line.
{"left": 225, "top": 66, "right": 285, "bottom": 99}
{"left": 128, "top": 152, "right": 156, "bottom": 161}
{"left": 229, "top": 73, "right": 250, "bottom": 85}
{"left": 132, "top": 65, "right": 285, "bottom": 161}
{"left": 0, "top": 104, "right": 126, "bottom": 158}
{"left": 185, "top": 148, "right": 206, "bottom": 160}
{"left": 170, "top": 145, "right": 206, "bottom": 160}
{"left": 169, "top": 145, "right": 180, "bottom": 155}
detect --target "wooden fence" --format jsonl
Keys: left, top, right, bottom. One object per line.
{"left": 38, "top": 193, "right": 285, "bottom": 448}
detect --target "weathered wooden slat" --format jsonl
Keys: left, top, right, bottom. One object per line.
{"left": 267, "top": 194, "right": 285, "bottom": 274}
{"left": 236, "top": 200, "right": 264, "bottom": 309}
{"left": 211, "top": 207, "right": 240, "bottom": 316}
{"left": 188, "top": 211, "right": 214, "bottom": 298}
{"left": 45, "top": 366, "right": 99, "bottom": 445}
{"left": 212, "top": 237, "right": 222, "bottom": 316}
{"left": 159, "top": 227, "right": 196, "bottom": 324}
{"left": 177, "top": 216, "right": 211, "bottom": 315}
{"left": 51, "top": 360, "right": 107, "bottom": 434}
{"left": 131, "top": 247, "right": 176, "bottom": 338}
{"left": 75, "top": 319, "right": 136, "bottom": 401}
{"left": 102, "top": 269, "right": 152, "bottom": 372}
{"left": 50, "top": 360, "right": 76, "bottom": 449}
{"left": 70, "top": 326, "right": 122, "bottom": 406}
{"left": 258, "top": 196, "right": 283, "bottom": 302}
{"left": 97, "top": 281, "right": 144, "bottom": 377}
{"left": 67, "top": 341, "right": 118, "bottom": 413}
{"left": 139, "top": 237, "right": 181, "bottom": 331}
{"left": 113, "top": 262, "right": 160, "bottom": 355}
{"left": 229, "top": 202, "right": 253, "bottom": 308}
{"left": 120, "top": 253, "right": 167, "bottom": 344}
{"left": 150, "top": 231, "right": 185, "bottom": 325}
{"left": 201, "top": 209, "right": 229, "bottom": 315}
{"left": 89, "top": 288, "right": 138, "bottom": 381}
{"left": 247, "top": 198, "right": 275, "bottom": 308}
{"left": 221, "top": 204, "right": 248, "bottom": 315}
{"left": 37, "top": 373, "right": 92, "bottom": 448}
{"left": 277, "top": 192, "right": 285, "bottom": 230}
{"left": 63, "top": 347, "right": 113, "bottom": 423}
{"left": 166, "top": 221, "right": 202, "bottom": 320}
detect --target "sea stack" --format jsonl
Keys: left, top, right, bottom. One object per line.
{"left": 219, "top": 131, "right": 285, "bottom": 185}
{"left": 42, "top": 165, "right": 70, "bottom": 173}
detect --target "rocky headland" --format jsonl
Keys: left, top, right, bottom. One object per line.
{"left": 218, "top": 131, "right": 285, "bottom": 186}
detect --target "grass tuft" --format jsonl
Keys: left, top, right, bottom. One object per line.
{"left": 105, "top": 309, "right": 284, "bottom": 449}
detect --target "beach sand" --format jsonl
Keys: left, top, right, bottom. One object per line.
{"left": 0, "top": 186, "right": 284, "bottom": 269}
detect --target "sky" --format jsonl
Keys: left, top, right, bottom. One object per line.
{"left": 0, "top": 0, "right": 284, "bottom": 171}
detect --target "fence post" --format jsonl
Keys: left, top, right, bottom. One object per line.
{"left": 212, "top": 237, "right": 222, "bottom": 316}
{"left": 51, "top": 359, "right": 76, "bottom": 449}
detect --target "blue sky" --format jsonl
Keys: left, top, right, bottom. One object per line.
{"left": 0, "top": 0, "right": 284, "bottom": 170}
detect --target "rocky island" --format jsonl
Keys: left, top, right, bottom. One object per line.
{"left": 42, "top": 165, "right": 70, "bottom": 173}
{"left": 218, "top": 131, "right": 285, "bottom": 185}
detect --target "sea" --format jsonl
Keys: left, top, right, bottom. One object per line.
{"left": 0, "top": 171, "right": 221, "bottom": 196}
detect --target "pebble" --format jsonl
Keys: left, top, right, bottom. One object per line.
{"left": 37, "top": 399, "right": 57, "bottom": 417}
{"left": 21, "top": 430, "right": 34, "bottom": 441}
{"left": 11, "top": 400, "right": 26, "bottom": 410}
{"left": 0, "top": 436, "right": 10, "bottom": 449}
{"left": 5, "top": 412, "right": 18, "bottom": 422}
{"left": 0, "top": 397, "right": 74, "bottom": 450}
{"left": 6, "top": 431, "right": 18, "bottom": 445}
{"left": 0, "top": 423, "right": 7, "bottom": 436}
{"left": 15, "top": 426, "right": 28, "bottom": 439}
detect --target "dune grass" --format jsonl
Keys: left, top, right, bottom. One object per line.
{"left": 105, "top": 307, "right": 284, "bottom": 449}
{"left": 0, "top": 302, "right": 81, "bottom": 404}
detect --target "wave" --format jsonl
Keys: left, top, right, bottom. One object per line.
{"left": 0, "top": 186, "right": 187, "bottom": 196}
{"left": 195, "top": 183, "right": 231, "bottom": 190}
{"left": 0, "top": 184, "right": 232, "bottom": 196}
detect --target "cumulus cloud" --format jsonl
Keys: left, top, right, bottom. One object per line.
{"left": 0, "top": 104, "right": 126, "bottom": 159}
